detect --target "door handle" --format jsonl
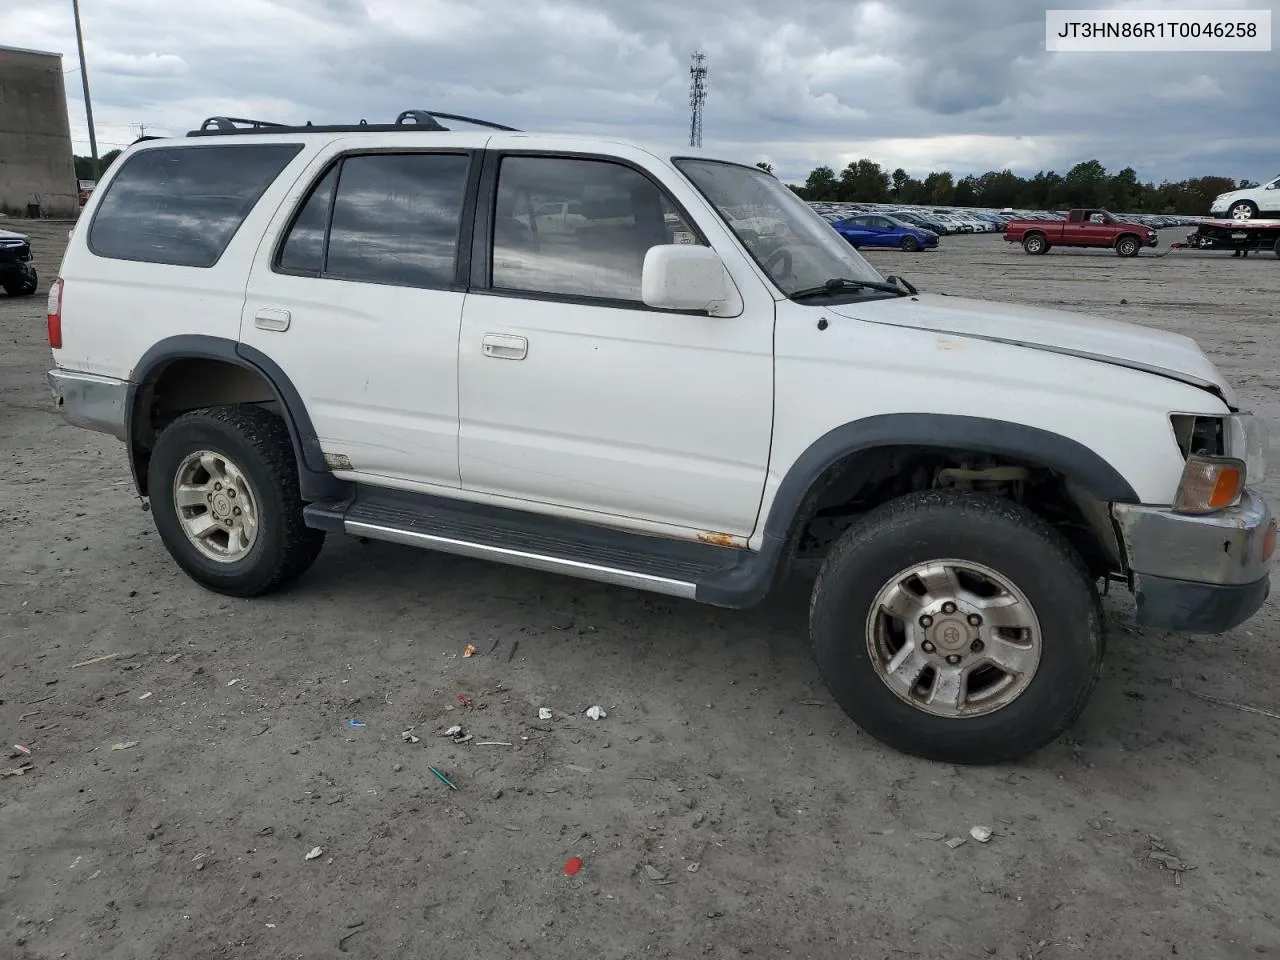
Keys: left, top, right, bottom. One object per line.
{"left": 481, "top": 333, "right": 528, "bottom": 360}
{"left": 254, "top": 308, "right": 291, "bottom": 332}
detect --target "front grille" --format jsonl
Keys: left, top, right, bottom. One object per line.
{"left": 0, "top": 241, "right": 31, "bottom": 264}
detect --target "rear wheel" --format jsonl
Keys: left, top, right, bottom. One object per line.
{"left": 147, "top": 404, "right": 325, "bottom": 597}
{"left": 900, "top": 235, "right": 920, "bottom": 252}
{"left": 809, "top": 491, "right": 1104, "bottom": 764}
{"left": 1022, "top": 233, "right": 1047, "bottom": 255}
{"left": 1273, "top": 237, "right": 1280, "bottom": 259}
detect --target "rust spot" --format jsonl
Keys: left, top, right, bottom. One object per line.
{"left": 697, "top": 530, "right": 742, "bottom": 548}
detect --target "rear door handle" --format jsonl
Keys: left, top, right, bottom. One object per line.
{"left": 254, "top": 308, "right": 291, "bottom": 332}
{"left": 481, "top": 333, "right": 528, "bottom": 360}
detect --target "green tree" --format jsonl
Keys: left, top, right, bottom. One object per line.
{"left": 1060, "top": 159, "right": 1108, "bottom": 207}
{"left": 800, "top": 165, "right": 839, "bottom": 201}
{"left": 952, "top": 175, "right": 978, "bottom": 207}
{"left": 755, "top": 161, "right": 774, "bottom": 175}
{"left": 891, "top": 167, "right": 910, "bottom": 197}
{"left": 838, "top": 159, "right": 891, "bottom": 202}
{"left": 922, "top": 171, "right": 954, "bottom": 205}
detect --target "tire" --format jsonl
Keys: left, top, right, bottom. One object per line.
{"left": 900, "top": 235, "right": 920, "bottom": 252}
{"left": 1115, "top": 235, "right": 1140, "bottom": 258}
{"left": 147, "top": 404, "right": 325, "bottom": 597}
{"left": 1230, "top": 201, "right": 1258, "bottom": 221}
{"left": 2, "top": 269, "right": 37, "bottom": 297}
{"left": 1022, "top": 233, "right": 1047, "bottom": 255}
{"left": 1273, "top": 237, "right": 1280, "bottom": 260}
{"left": 809, "top": 491, "right": 1103, "bottom": 765}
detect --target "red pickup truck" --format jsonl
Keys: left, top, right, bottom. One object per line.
{"left": 1004, "top": 209, "right": 1158, "bottom": 257}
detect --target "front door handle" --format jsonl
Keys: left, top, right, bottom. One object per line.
{"left": 254, "top": 308, "right": 291, "bottom": 332}
{"left": 481, "top": 333, "right": 528, "bottom": 360}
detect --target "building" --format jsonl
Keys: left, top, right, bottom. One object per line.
{"left": 0, "top": 45, "right": 78, "bottom": 219}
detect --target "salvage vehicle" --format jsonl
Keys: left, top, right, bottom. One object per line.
{"left": 1208, "top": 175, "right": 1280, "bottom": 221}
{"left": 832, "top": 214, "right": 939, "bottom": 251}
{"left": 1182, "top": 218, "right": 1280, "bottom": 257}
{"left": 0, "top": 226, "right": 38, "bottom": 296}
{"left": 1004, "top": 209, "right": 1157, "bottom": 256}
{"left": 46, "top": 109, "right": 1274, "bottom": 765}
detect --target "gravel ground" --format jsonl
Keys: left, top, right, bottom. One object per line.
{"left": 3, "top": 221, "right": 1279, "bottom": 960}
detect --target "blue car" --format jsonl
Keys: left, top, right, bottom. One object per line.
{"left": 833, "top": 214, "right": 939, "bottom": 251}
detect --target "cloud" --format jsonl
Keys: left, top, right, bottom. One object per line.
{"left": 3, "top": 0, "right": 1274, "bottom": 181}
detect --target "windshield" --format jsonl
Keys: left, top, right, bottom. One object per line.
{"left": 673, "top": 158, "right": 884, "bottom": 297}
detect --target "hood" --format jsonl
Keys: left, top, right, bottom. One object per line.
{"left": 829, "top": 293, "right": 1234, "bottom": 405}
{"left": 0, "top": 228, "right": 29, "bottom": 243}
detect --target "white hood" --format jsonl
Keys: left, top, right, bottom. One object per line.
{"left": 830, "top": 293, "right": 1235, "bottom": 405}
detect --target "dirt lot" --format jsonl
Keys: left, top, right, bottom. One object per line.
{"left": 3, "top": 220, "right": 1279, "bottom": 960}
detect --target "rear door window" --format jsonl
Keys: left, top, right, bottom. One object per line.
{"left": 89, "top": 143, "right": 303, "bottom": 267}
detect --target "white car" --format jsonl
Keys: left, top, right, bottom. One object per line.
{"left": 46, "top": 109, "right": 1273, "bottom": 766}
{"left": 1209, "top": 174, "right": 1280, "bottom": 220}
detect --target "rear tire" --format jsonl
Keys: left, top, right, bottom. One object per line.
{"left": 1022, "top": 233, "right": 1047, "bottom": 255}
{"left": 147, "top": 404, "right": 325, "bottom": 597}
{"left": 1273, "top": 237, "right": 1279, "bottom": 259}
{"left": 900, "top": 235, "right": 920, "bottom": 252}
{"left": 809, "top": 491, "right": 1104, "bottom": 764}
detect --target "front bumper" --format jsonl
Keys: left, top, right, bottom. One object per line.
{"left": 1113, "top": 489, "right": 1274, "bottom": 633}
{"left": 47, "top": 368, "right": 129, "bottom": 440}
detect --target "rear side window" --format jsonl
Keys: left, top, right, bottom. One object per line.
{"left": 89, "top": 143, "right": 303, "bottom": 268}
{"left": 274, "top": 153, "right": 471, "bottom": 289}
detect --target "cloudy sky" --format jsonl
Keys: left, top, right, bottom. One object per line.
{"left": 6, "top": 0, "right": 1277, "bottom": 184}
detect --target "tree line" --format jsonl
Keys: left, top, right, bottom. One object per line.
{"left": 73, "top": 151, "right": 122, "bottom": 180}
{"left": 782, "top": 157, "right": 1255, "bottom": 215}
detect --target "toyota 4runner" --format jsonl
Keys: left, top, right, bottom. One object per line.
{"left": 45, "top": 109, "right": 1275, "bottom": 764}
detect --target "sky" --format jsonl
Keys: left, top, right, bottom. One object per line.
{"left": 5, "top": 0, "right": 1278, "bottom": 185}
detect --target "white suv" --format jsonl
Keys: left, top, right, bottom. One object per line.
{"left": 46, "top": 110, "right": 1274, "bottom": 765}
{"left": 1209, "top": 174, "right": 1280, "bottom": 220}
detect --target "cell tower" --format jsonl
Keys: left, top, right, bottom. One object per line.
{"left": 688, "top": 51, "right": 707, "bottom": 148}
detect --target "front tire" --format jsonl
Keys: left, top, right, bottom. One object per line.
{"left": 2, "top": 268, "right": 37, "bottom": 297}
{"left": 809, "top": 491, "right": 1103, "bottom": 765}
{"left": 1230, "top": 201, "right": 1258, "bottom": 221}
{"left": 147, "top": 404, "right": 325, "bottom": 597}
{"left": 900, "top": 235, "right": 920, "bottom": 252}
{"left": 1115, "top": 235, "right": 1140, "bottom": 258}
{"left": 1022, "top": 233, "right": 1047, "bottom": 255}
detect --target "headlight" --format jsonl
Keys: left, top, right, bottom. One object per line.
{"left": 1171, "top": 412, "right": 1267, "bottom": 484}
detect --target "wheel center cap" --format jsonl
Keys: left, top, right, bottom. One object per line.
{"left": 929, "top": 617, "right": 972, "bottom": 653}
{"left": 212, "top": 493, "right": 233, "bottom": 518}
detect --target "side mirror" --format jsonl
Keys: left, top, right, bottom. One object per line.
{"left": 642, "top": 245, "right": 735, "bottom": 315}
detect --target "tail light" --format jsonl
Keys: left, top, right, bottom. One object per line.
{"left": 47, "top": 277, "right": 64, "bottom": 349}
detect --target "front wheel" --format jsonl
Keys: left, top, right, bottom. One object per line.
{"left": 2, "top": 268, "right": 37, "bottom": 297}
{"left": 147, "top": 404, "right": 325, "bottom": 597}
{"left": 900, "top": 235, "right": 920, "bottom": 252}
{"left": 809, "top": 491, "right": 1103, "bottom": 764}
{"left": 1230, "top": 201, "right": 1258, "bottom": 221}
{"left": 1115, "top": 236, "right": 1140, "bottom": 258}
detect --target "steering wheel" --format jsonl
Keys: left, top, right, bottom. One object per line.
{"left": 764, "top": 247, "right": 793, "bottom": 279}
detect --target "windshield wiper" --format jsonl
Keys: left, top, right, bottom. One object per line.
{"left": 790, "top": 277, "right": 910, "bottom": 300}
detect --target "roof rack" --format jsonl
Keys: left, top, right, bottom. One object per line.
{"left": 186, "top": 109, "right": 520, "bottom": 137}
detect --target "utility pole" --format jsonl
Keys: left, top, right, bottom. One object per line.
{"left": 71, "top": 0, "right": 100, "bottom": 178}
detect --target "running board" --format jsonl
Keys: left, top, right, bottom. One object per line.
{"left": 304, "top": 486, "right": 781, "bottom": 608}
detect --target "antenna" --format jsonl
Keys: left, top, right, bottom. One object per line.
{"left": 689, "top": 51, "right": 707, "bottom": 148}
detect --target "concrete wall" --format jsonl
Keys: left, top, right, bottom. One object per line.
{"left": 0, "top": 46, "right": 79, "bottom": 219}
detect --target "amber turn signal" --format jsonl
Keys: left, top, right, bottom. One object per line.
{"left": 1172, "top": 456, "right": 1245, "bottom": 515}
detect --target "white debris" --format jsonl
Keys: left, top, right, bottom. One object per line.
{"left": 227, "top": 678, "right": 243, "bottom": 687}
{"left": 305, "top": 846, "right": 323, "bottom": 861}
{"left": 970, "top": 826, "right": 994, "bottom": 843}
{"left": 443, "top": 725, "right": 463, "bottom": 738}
{"left": 138, "top": 692, "right": 153, "bottom": 701}
{"left": 538, "top": 708, "right": 553, "bottom": 721}
{"left": 585, "top": 705, "right": 606, "bottom": 721}
{"left": 945, "top": 836, "right": 967, "bottom": 849}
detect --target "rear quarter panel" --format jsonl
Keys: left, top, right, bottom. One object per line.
{"left": 51, "top": 138, "right": 326, "bottom": 380}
